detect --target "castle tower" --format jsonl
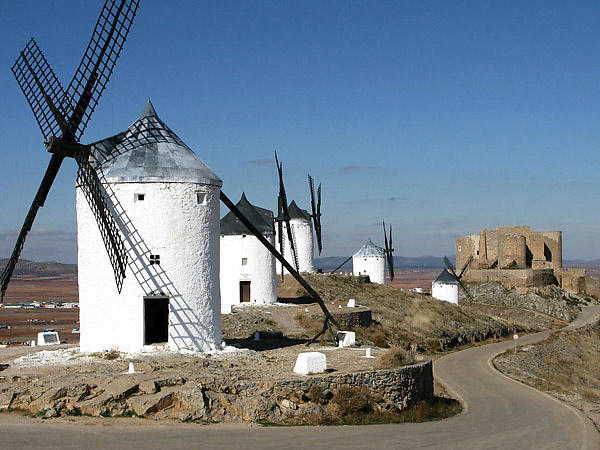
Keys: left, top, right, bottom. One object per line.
{"left": 220, "top": 193, "right": 277, "bottom": 313}
{"left": 352, "top": 240, "right": 385, "bottom": 284}
{"left": 276, "top": 201, "right": 315, "bottom": 274}
{"left": 77, "top": 100, "right": 222, "bottom": 353}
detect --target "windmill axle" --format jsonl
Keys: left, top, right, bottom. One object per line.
{"left": 45, "top": 137, "right": 90, "bottom": 159}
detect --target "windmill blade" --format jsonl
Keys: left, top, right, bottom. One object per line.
{"left": 443, "top": 256, "right": 456, "bottom": 272}
{"left": 458, "top": 278, "right": 474, "bottom": 301}
{"left": 387, "top": 224, "right": 394, "bottom": 282}
{"left": 274, "top": 152, "right": 299, "bottom": 270}
{"left": 443, "top": 256, "right": 460, "bottom": 281}
{"left": 62, "top": 0, "right": 140, "bottom": 140}
{"left": 11, "top": 39, "right": 68, "bottom": 140}
{"left": 458, "top": 255, "right": 474, "bottom": 279}
{"left": 284, "top": 219, "right": 299, "bottom": 271}
{"left": 75, "top": 155, "right": 128, "bottom": 292}
{"left": 315, "top": 183, "right": 322, "bottom": 254}
{"left": 330, "top": 256, "right": 352, "bottom": 274}
{"left": 383, "top": 221, "right": 389, "bottom": 250}
{"left": 308, "top": 175, "right": 316, "bottom": 219}
{"left": 308, "top": 175, "right": 323, "bottom": 254}
{"left": 1, "top": 155, "right": 65, "bottom": 300}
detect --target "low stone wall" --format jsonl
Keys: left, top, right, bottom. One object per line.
{"left": 312, "top": 308, "right": 373, "bottom": 328}
{"left": 1, "top": 360, "right": 433, "bottom": 423}
{"left": 266, "top": 359, "right": 433, "bottom": 409}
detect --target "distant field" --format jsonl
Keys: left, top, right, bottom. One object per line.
{"left": 1, "top": 276, "right": 78, "bottom": 303}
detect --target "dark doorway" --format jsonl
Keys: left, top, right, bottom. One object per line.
{"left": 240, "top": 281, "right": 251, "bottom": 303}
{"left": 544, "top": 244, "right": 552, "bottom": 262}
{"left": 144, "top": 297, "right": 169, "bottom": 344}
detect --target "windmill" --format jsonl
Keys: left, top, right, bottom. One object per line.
{"left": 443, "top": 256, "right": 474, "bottom": 300}
{"left": 308, "top": 174, "right": 323, "bottom": 255}
{"left": 383, "top": 220, "right": 395, "bottom": 282}
{"left": 1, "top": 0, "right": 140, "bottom": 301}
{"left": 274, "top": 152, "right": 299, "bottom": 278}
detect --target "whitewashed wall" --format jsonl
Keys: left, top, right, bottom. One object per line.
{"left": 77, "top": 181, "right": 222, "bottom": 353}
{"left": 352, "top": 255, "right": 385, "bottom": 285}
{"left": 220, "top": 234, "right": 277, "bottom": 313}
{"left": 275, "top": 218, "right": 314, "bottom": 274}
{"left": 431, "top": 282, "right": 459, "bottom": 304}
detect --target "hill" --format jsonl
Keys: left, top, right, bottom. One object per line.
{"left": 0, "top": 258, "right": 77, "bottom": 278}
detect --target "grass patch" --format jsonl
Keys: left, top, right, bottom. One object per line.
{"left": 376, "top": 347, "right": 417, "bottom": 369}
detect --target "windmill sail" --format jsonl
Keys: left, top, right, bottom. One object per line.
{"left": 1, "top": 0, "right": 139, "bottom": 300}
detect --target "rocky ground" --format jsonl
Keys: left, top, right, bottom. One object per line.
{"left": 229, "top": 275, "right": 581, "bottom": 354}
{"left": 0, "top": 274, "right": 592, "bottom": 425}
{"left": 494, "top": 319, "right": 600, "bottom": 430}
{"left": 465, "top": 282, "right": 588, "bottom": 322}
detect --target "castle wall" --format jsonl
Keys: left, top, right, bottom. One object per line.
{"left": 498, "top": 234, "right": 526, "bottom": 268}
{"left": 463, "top": 268, "right": 556, "bottom": 289}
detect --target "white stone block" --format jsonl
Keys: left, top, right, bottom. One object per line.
{"left": 336, "top": 331, "right": 356, "bottom": 348}
{"left": 347, "top": 298, "right": 356, "bottom": 308}
{"left": 293, "top": 352, "right": 326, "bottom": 375}
{"left": 37, "top": 331, "right": 59, "bottom": 346}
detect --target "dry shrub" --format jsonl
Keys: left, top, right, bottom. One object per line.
{"left": 331, "top": 385, "right": 372, "bottom": 415}
{"left": 376, "top": 347, "right": 416, "bottom": 369}
{"left": 308, "top": 385, "right": 326, "bottom": 404}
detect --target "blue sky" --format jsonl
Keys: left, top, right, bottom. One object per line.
{"left": 0, "top": 0, "right": 599, "bottom": 263}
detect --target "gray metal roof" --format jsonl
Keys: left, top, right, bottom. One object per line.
{"left": 353, "top": 240, "right": 385, "bottom": 258}
{"left": 433, "top": 269, "right": 459, "bottom": 284}
{"left": 220, "top": 193, "right": 274, "bottom": 236}
{"left": 288, "top": 200, "right": 311, "bottom": 221}
{"left": 90, "top": 100, "right": 222, "bottom": 186}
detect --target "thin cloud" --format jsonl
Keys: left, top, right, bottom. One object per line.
{"left": 340, "top": 165, "right": 379, "bottom": 172}
{"left": 389, "top": 196, "right": 408, "bottom": 202}
{"left": 248, "top": 159, "right": 273, "bottom": 165}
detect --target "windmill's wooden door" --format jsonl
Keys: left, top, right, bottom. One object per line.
{"left": 240, "top": 281, "right": 251, "bottom": 303}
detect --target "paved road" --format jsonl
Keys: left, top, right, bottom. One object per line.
{"left": 1, "top": 306, "right": 598, "bottom": 450}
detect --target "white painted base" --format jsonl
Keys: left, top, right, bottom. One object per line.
{"left": 293, "top": 352, "right": 327, "bottom": 375}
{"left": 336, "top": 331, "right": 356, "bottom": 348}
{"left": 37, "top": 332, "right": 59, "bottom": 346}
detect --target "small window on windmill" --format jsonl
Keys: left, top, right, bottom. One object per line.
{"left": 196, "top": 192, "right": 207, "bottom": 205}
{"left": 150, "top": 254, "right": 161, "bottom": 265}
{"left": 135, "top": 193, "right": 145, "bottom": 202}
{"left": 241, "top": 258, "right": 248, "bottom": 266}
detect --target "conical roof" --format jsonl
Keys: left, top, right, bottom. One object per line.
{"left": 353, "top": 240, "right": 385, "bottom": 258}
{"left": 220, "top": 193, "right": 274, "bottom": 236}
{"left": 288, "top": 200, "right": 311, "bottom": 221}
{"left": 90, "top": 100, "right": 222, "bottom": 186}
{"left": 433, "top": 269, "right": 459, "bottom": 284}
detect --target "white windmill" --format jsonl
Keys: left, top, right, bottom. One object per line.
{"left": 220, "top": 193, "right": 277, "bottom": 313}
{"left": 77, "top": 100, "right": 223, "bottom": 353}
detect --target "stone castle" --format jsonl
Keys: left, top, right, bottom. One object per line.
{"left": 456, "top": 226, "right": 587, "bottom": 293}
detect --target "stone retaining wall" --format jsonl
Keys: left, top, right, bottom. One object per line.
{"left": 0, "top": 360, "right": 433, "bottom": 423}
{"left": 311, "top": 308, "right": 373, "bottom": 328}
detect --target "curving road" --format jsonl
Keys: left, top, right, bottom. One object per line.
{"left": 1, "top": 306, "right": 598, "bottom": 450}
